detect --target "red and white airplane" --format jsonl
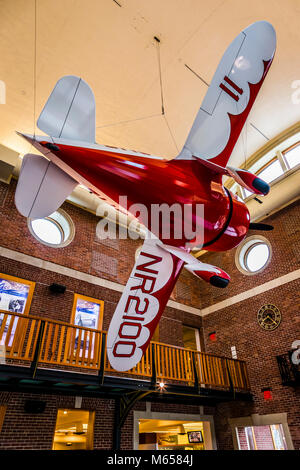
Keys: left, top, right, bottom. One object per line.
{"left": 15, "top": 21, "right": 276, "bottom": 371}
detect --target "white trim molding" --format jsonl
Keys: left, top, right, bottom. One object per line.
{"left": 0, "top": 246, "right": 202, "bottom": 316}
{"left": 1, "top": 246, "right": 300, "bottom": 318}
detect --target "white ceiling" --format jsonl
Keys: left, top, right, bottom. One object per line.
{"left": 1, "top": 0, "right": 300, "bottom": 167}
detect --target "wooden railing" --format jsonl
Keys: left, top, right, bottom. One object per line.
{"left": 0, "top": 310, "right": 250, "bottom": 391}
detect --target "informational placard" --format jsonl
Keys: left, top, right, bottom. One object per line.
{"left": 0, "top": 278, "right": 30, "bottom": 313}
{"left": 74, "top": 297, "right": 101, "bottom": 330}
{"left": 71, "top": 294, "right": 104, "bottom": 357}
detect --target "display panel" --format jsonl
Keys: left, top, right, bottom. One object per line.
{"left": 71, "top": 294, "right": 104, "bottom": 330}
{"left": 0, "top": 274, "right": 35, "bottom": 315}
{"left": 0, "top": 274, "right": 35, "bottom": 348}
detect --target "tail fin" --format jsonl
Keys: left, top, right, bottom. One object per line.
{"left": 37, "top": 75, "right": 96, "bottom": 142}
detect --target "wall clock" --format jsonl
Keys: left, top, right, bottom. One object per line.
{"left": 257, "top": 304, "right": 282, "bottom": 331}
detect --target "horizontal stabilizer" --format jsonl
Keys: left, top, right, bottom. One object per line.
{"left": 15, "top": 154, "right": 77, "bottom": 218}
{"left": 161, "top": 244, "right": 230, "bottom": 287}
{"left": 37, "top": 75, "right": 96, "bottom": 142}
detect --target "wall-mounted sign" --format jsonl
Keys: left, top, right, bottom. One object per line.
{"left": 72, "top": 294, "right": 104, "bottom": 330}
{"left": 70, "top": 294, "right": 104, "bottom": 357}
{"left": 0, "top": 274, "right": 35, "bottom": 314}
{"left": 0, "top": 273, "right": 35, "bottom": 347}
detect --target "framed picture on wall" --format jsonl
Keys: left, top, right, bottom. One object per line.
{"left": 70, "top": 294, "right": 104, "bottom": 356}
{"left": 0, "top": 273, "right": 35, "bottom": 314}
{"left": 0, "top": 273, "right": 35, "bottom": 347}
{"left": 187, "top": 431, "right": 203, "bottom": 443}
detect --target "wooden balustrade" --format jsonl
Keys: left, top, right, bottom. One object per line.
{"left": 0, "top": 310, "right": 250, "bottom": 391}
{"left": 153, "top": 342, "right": 194, "bottom": 382}
{"left": 0, "top": 311, "right": 41, "bottom": 361}
{"left": 38, "top": 320, "right": 104, "bottom": 370}
{"left": 105, "top": 342, "right": 153, "bottom": 377}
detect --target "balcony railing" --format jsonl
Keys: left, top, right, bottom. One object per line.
{"left": 0, "top": 310, "right": 250, "bottom": 392}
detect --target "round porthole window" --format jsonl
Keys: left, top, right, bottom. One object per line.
{"left": 235, "top": 235, "right": 272, "bottom": 275}
{"left": 28, "top": 209, "right": 75, "bottom": 248}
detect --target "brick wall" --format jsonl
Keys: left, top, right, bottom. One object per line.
{"left": 199, "top": 199, "right": 300, "bottom": 310}
{"left": 0, "top": 391, "right": 117, "bottom": 450}
{"left": 0, "top": 179, "right": 299, "bottom": 450}
{"left": 0, "top": 391, "right": 206, "bottom": 450}
{"left": 200, "top": 200, "right": 300, "bottom": 450}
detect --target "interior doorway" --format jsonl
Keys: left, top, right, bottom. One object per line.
{"left": 182, "top": 325, "right": 204, "bottom": 386}
{"left": 182, "top": 325, "right": 201, "bottom": 351}
{"left": 138, "top": 418, "right": 213, "bottom": 450}
{"left": 52, "top": 409, "right": 95, "bottom": 450}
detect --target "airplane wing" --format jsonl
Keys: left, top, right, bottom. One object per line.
{"left": 107, "top": 240, "right": 231, "bottom": 372}
{"left": 176, "top": 21, "right": 276, "bottom": 167}
{"left": 106, "top": 239, "right": 185, "bottom": 372}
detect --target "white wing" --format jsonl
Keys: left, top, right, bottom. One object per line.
{"left": 15, "top": 154, "right": 77, "bottom": 218}
{"left": 106, "top": 239, "right": 183, "bottom": 372}
{"left": 177, "top": 21, "right": 276, "bottom": 167}
{"left": 37, "top": 76, "right": 96, "bottom": 143}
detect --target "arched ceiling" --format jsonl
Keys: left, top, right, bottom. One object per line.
{"left": 1, "top": 0, "right": 300, "bottom": 167}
